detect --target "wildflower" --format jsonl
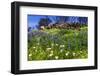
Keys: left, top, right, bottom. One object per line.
{"left": 29, "top": 54, "right": 32, "bottom": 57}
{"left": 60, "top": 49, "right": 63, "bottom": 52}
{"left": 80, "top": 51, "right": 83, "bottom": 53}
{"left": 35, "top": 50, "right": 37, "bottom": 52}
{"left": 51, "top": 43, "right": 54, "bottom": 46}
{"left": 49, "top": 53, "right": 53, "bottom": 57}
{"left": 47, "top": 48, "right": 51, "bottom": 50}
{"left": 33, "top": 47, "right": 36, "bottom": 49}
{"left": 73, "top": 52, "right": 76, "bottom": 56}
{"left": 55, "top": 44, "right": 58, "bottom": 46}
{"left": 55, "top": 56, "right": 59, "bottom": 59}
{"left": 37, "top": 43, "right": 39, "bottom": 45}
{"left": 60, "top": 45, "right": 65, "bottom": 48}
{"left": 50, "top": 50, "right": 53, "bottom": 54}
{"left": 82, "top": 56, "right": 85, "bottom": 58}
{"left": 65, "top": 52, "right": 69, "bottom": 56}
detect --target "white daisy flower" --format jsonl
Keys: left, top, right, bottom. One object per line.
{"left": 46, "top": 48, "right": 52, "bottom": 51}
{"left": 55, "top": 44, "right": 58, "bottom": 46}
{"left": 33, "top": 47, "right": 36, "bottom": 49}
{"left": 51, "top": 43, "right": 54, "bottom": 46}
{"left": 60, "top": 45, "right": 65, "bottom": 48}
{"left": 65, "top": 52, "right": 69, "bottom": 56}
{"left": 55, "top": 56, "right": 59, "bottom": 59}
{"left": 49, "top": 53, "right": 53, "bottom": 57}
{"left": 50, "top": 50, "right": 53, "bottom": 54}
{"left": 73, "top": 52, "right": 76, "bottom": 56}
{"left": 37, "top": 43, "right": 39, "bottom": 45}
{"left": 35, "top": 50, "right": 37, "bottom": 52}
{"left": 29, "top": 54, "right": 32, "bottom": 57}
{"left": 80, "top": 51, "right": 83, "bottom": 54}
{"left": 60, "top": 49, "right": 63, "bottom": 52}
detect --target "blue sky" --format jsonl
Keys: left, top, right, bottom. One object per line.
{"left": 28, "top": 15, "right": 45, "bottom": 29}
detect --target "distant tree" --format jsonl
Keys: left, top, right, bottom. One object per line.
{"left": 39, "top": 17, "right": 52, "bottom": 27}
{"left": 28, "top": 27, "right": 31, "bottom": 32}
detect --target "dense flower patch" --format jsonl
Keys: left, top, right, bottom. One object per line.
{"left": 28, "top": 27, "right": 88, "bottom": 60}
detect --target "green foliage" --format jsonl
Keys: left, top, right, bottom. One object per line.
{"left": 28, "top": 27, "right": 88, "bottom": 61}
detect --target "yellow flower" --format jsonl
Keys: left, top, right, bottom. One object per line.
{"left": 73, "top": 52, "right": 76, "bottom": 56}
{"left": 35, "top": 50, "right": 37, "bottom": 52}
{"left": 51, "top": 43, "right": 54, "bottom": 46}
{"left": 60, "top": 45, "right": 65, "bottom": 48}
{"left": 65, "top": 52, "right": 69, "bottom": 56}
{"left": 55, "top": 44, "right": 58, "bottom": 46}
{"left": 46, "top": 48, "right": 51, "bottom": 51}
{"left": 37, "top": 43, "right": 39, "bottom": 45}
{"left": 49, "top": 53, "right": 53, "bottom": 57}
{"left": 80, "top": 51, "right": 82, "bottom": 53}
{"left": 33, "top": 47, "right": 36, "bottom": 49}
{"left": 50, "top": 50, "right": 53, "bottom": 54}
{"left": 55, "top": 56, "right": 59, "bottom": 59}
{"left": 29, "top": 54, "right": 32, "bottom": 57}
{"left": 60, "top": 49, "right": 63, "bottom": 52}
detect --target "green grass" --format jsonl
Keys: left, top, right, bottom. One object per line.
{"left": 28, "top": 27, "right": 88, "bottom": 61}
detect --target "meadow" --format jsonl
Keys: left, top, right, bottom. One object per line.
{"left": 28, "top": 26, "right": 88, "bottom": 61}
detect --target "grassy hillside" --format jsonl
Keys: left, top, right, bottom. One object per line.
{"left": 28, "top": 27, "right": 88, "bottom": 61}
